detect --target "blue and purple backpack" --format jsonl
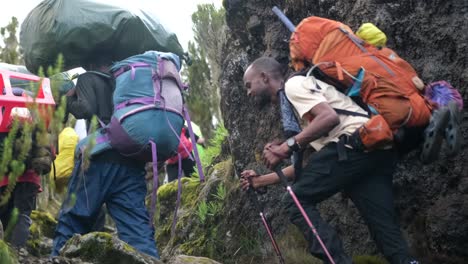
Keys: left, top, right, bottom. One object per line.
{"left": 80, "top": 50, "right": 204, "bottom": 222}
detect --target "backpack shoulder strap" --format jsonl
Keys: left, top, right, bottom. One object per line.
{"left": 84, "top": 71, "right": 115, "bottom": 91}
{"left": 85, "top": 71, "right": 112, "bottom": 79}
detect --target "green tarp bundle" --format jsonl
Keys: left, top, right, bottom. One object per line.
{"left": 20, "top": 0, "right": 185, "bottom": 74}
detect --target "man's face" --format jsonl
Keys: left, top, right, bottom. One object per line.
{"left": 243, "top": 67, "right": 272, "bottom": 109}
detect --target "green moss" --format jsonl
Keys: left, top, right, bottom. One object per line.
{"left": 30, "top": 210, "right": 57, "bottom": 238}
{"left": 158, "top": 177, "right": 200, "bottom": 203}
{"left": 157, "top": 157, "right": 238, "bottom": 261}
{"left": 176, "top": 255, "right": 220, "bottom": 264}
{"left": 201, "top": 124, "right": 228, "bottom": 168}
{"left": 0, "top": 240, "right": 17, "bottom": 264}
{"left": 276, "top": 224, "right": 320, "bottom": 264}
{"left": 26, "top": 223, "right": 41, "bottom": 255}
{"left": 157, "top": 180, "right": 178, "bottom": 200}
{"left": 122, "top": 241, "right": 136, "bottom": 253}
{"left": 66, "top": 232, "right": 113, "bottom": 259}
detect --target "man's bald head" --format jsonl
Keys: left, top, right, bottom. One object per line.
{"left": 245, "top": 57, "right": 283, "bottom": 82}
{"left": 243, "top": 57, "right": 285, "bottom": 108}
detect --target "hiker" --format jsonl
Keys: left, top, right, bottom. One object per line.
{"left": 165, "top": 123, "right": 205, "bottom": 182}
{"left": 0, "top": 115, "right": 53, "bottom": 248}
{"left": 52, "top": 50, "right": 190, "bottom": 258}
{"left": 64, "top": 60, "right": 114, "bottom": 232}
{"left": 240, "top": 57, "right": 420, "bottom": 264}
{"left": 52, "top": 60, "right": 160, "bottom": 258}
{"left": 65, "top": 59, "right": 115, "bottom": 127}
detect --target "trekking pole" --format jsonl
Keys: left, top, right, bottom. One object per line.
{"left": 274, "top": 167, "right": 336, "bottom": 264}
{"left": 246, "top": 185, "right": 285, "bottom": 264}
{"left": 272, "top": 6, "right": 296, "bottom": 32}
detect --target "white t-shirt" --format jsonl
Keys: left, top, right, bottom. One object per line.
{"left": 285, "top": 75, "right": 369, "bottom": 151}
{"left": 74, "top": 119, "right": 88, "bottom": 140}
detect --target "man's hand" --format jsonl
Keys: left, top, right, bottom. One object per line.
{"left": 262, "top": 141, "right": 291, "bottom": 170}
{"left": 240, "top": 170, "right": 259, "bottom": 191}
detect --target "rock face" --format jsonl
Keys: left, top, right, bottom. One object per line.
{"left": 220, "top": 0, "right": 467, "bottom": 263}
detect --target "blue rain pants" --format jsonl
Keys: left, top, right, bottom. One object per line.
{"left": 51, "top": 156, "right": 159, "bottom": 258}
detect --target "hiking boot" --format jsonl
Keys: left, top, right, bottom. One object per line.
{"left": 420, "top": 107, "right": 450, "bottom": 164}
{"left": 445, "top": 100, "right": 462, "bottom": 157}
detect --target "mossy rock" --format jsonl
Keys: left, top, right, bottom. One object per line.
{"left": 27, "top": 210, "right": 57, "bottom": 256}
{"left": 158, "top": 177, "right": 201, "bottom": 205}
{"left": 0, "top": 239, "right": 18, "bottom": 264}
{"left": 30, "top": 210, "right": 57, "bottom": 238}
{"left": 158, "top": 158, "right": 237, "bottom": 260}
{"left": 61, "top": 232, "right": 162, "bottom": 264}
{"left": 171, "top": 254, "right": 222, "bottom": 264}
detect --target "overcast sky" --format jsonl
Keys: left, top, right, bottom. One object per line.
{"left": 0, "top": 0, "right": 222, "bottom": 51}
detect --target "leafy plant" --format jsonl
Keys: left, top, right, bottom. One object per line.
{"left": 197, "top": 201, "right": 209, "bottom": 223}
{"left": 207, "top": 201, "right": 222, "bottom": 216}
{"left": 201, "top": 123, "right": 228, "bottom": 168}
{"left": 212, "top": 183, "right": 227, "bottom": 201}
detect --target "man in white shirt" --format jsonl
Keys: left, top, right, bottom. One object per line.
{"left": 240, "top": 57, "right": 419, "bottom": 264}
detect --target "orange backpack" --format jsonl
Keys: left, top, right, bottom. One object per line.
{"left": 290, "top": 16, "right": 433, "bottom": 150}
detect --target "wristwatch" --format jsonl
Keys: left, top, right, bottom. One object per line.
{"left": 286, "top": 137, "right": 300, "bottom": 152}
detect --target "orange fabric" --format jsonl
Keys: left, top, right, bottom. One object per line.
{"left": 362, "top": 76, "right": 413, "bottom": 130}
{"left": 320, "top": 54, "right": 432, "bottom": 130}
{"left": 312, "top": 28, "right": 364, "bottom": 63}
{"left": 290, "top": 17, "right": 342, "bottom": 63}
{"left": 358, "top": 115, "right": 393, "bottom": 150}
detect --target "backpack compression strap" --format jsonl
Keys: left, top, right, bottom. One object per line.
{"left": 183, "top": 106, "right": 205, "bottom": 182}
{"left": 338, "top": 27, "right": 395, "bottom": 77}
{"left": 171, "top": 153, "right": 183, "bottom": 238}
{"left": 149, "top": 139, "right": 159, "bottom": 225}
{"left": 113, "top": 58, "right": 185, "bottom": 117}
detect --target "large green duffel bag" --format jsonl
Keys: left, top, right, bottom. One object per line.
{"left": 20, "top": 0, "right": 185, "bottom": 73}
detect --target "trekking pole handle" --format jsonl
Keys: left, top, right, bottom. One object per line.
{"left": 274, "top": 166, "right": 290, "bottom": 187}
{"left": 272, "top": 6, "right": 296, "bottom": 33}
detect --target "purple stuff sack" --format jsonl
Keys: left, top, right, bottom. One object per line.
{"left": 424, "top": 81, "right": 463, "bottom": 110}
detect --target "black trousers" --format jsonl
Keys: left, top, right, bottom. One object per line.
{"left": 0, "top": 182, "right": 39, "bottom": 247}
{"left": 166, "top": 157, "right": 196, "bottom": 182}
{"left": 285, "top": 143, "right": 413, "bottom": 264}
